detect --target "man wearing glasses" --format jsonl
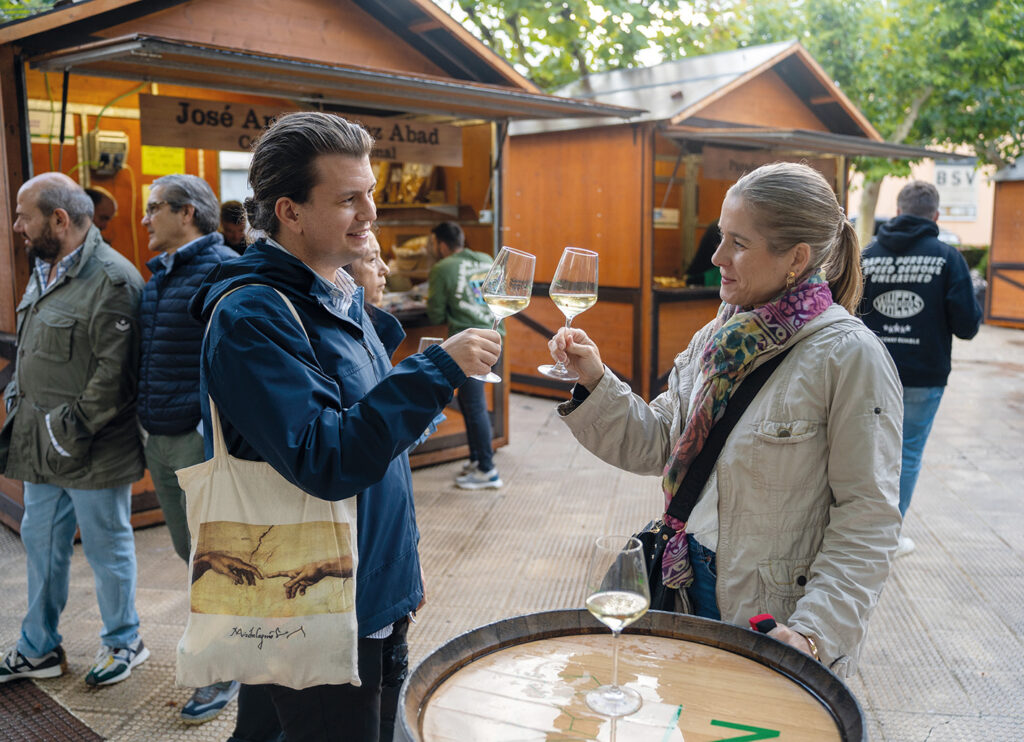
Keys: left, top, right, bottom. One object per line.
{"left": 138, "top": 174, "right": 241, "bottom": 723}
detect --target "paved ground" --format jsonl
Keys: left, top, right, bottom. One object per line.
{"left": 1, "top": 324, "right": 1022, "bottom": 741}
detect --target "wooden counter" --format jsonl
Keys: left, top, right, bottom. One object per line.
{"left": 508, "top": 284, "right": 720, "bottom": 401}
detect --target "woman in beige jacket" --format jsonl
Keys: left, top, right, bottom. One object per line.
{"left": 549, "top": 163, "right": 902, "bottom": 677}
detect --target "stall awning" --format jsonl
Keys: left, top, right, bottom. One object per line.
{"left": 28, "top": 35, "right": 644, "bottom": 123}
{"left": 665, "top": 127, "right": 972, "bottom": 161}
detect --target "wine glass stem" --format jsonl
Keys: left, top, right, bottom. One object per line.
{"left": 610, "top": 629, "right": 622, "bottom": 691}
{"left": 553, "top": 317, "right": 574, "bottom": 373}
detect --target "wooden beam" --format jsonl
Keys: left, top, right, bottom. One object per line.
{"left": 809, "top": 95, "right": 836, "bottom": 106}
{"left": 408, "top": 18, "right": 443, "bottom": 33}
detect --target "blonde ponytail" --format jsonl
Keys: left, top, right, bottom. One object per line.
{"left": 825, "top": 219, "right": 863, "bottom": 314}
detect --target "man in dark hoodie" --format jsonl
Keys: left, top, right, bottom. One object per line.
{"left": 859, "top": 181, "right": 982, "bottom": 557}
{"left": 190, "top": 111, "right": 499, "bottom": 742}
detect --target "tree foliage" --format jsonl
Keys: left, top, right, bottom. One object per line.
{"left": 446, "top": 0, "right": 1022, "bottom": 243}
{"left": 0, "top": 0, "right": 56, "bottom": 24}
{"left": 436, "top": 1, "right": 731, "bottom": 90}
{"left": 443, "top": 0, "right": 1022, "bottom": 167}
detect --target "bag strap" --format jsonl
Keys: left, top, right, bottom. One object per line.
{"left": 665, "top": 345, "right": 794, "bottom": 523}
{"left": 204, "top": 285, "right": 309, "bottom": 460}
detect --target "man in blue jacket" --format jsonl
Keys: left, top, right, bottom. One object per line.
{"left": 138, "top": 173, "right": 239, "bottom": 723}
{"left": 190, "top": 111, "right": 500, "bottom": 742}
{"left": 859, "top": 181, "right": 982, "bottom": 557}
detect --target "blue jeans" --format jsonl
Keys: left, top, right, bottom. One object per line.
{"left": 457, "top": 378, "right": 494, "bottom": 471}
{"left": 685, "top": 534, "right": 720, "bottom": 621}
{"left": 900, "top": 386, "right": 944, "bottom": 517}
{"left": 18, "top": 482, "right": 140, "bottom": 657}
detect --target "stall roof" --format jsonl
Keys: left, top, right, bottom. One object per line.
{"left": 513, "top": 41, "right": 873, "bottom": 135}
{"left": 993, "top": 158, "right": 1024, "bottom": 183}
{"left": 511, "top": 40, "right": 963, "bottom": 162}
{"left": 0, "top": 0, "right": 532, "bottom": 90}
{"left": 665, "top": 127, "right": 974, "bottom": 161}
{"left": 27, "top": 35, "right": 643, "bottom": 122}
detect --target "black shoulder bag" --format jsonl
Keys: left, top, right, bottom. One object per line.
{"left": 637, "top": 346, "right": 793, "bottom": 612}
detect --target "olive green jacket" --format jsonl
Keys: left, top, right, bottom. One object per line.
{"left": 1, "top": 226, "right": 145, "bottom": 489}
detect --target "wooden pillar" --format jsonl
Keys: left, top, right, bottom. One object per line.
{"left": 0, "top": 46, "right": 31, "bottom": 334}
{"left": 835, "top": 155, "right": 848, "bottom": 210}
{"left": 680, "top": 154, "right": 700, "bottom": 275}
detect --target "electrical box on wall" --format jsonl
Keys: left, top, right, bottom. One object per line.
{"left": 86, "top": 130, "right": 130, "bottom": 177}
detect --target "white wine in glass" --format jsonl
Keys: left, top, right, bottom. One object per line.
{"left": 538, "top": 247, "right": 598, "bottom": 381}
{"left": 473, "top": 246, "right": 536, "bottom": 383}
{"left": 584, "top": 535, "right": 650, "bottom": 717}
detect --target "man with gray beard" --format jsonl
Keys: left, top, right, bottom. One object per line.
{"left": 0, "top": 173, "right": 148, "bottom": 688}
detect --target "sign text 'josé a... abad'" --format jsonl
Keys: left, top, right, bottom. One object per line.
{"left": 138, "top": 94, "right": 463, "bottom": 166}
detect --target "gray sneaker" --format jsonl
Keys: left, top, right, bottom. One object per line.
{"left": 85, "top": 637, "right": 149, "bottom": 686}
{"left": 181, "top": 680, "right": 240, "bottom": 724}
{"left": 456, "top": 467, "right": 503, "bottom": 490}
{"left": 0, "top": 645, "right": 66, "bottom": 682}
{"left": 458, "top": 460, "right": 479, "bottom": 476}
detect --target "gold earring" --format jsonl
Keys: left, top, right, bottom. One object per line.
{"left": 786, "top": 271, "right": 796, "bottom": 291}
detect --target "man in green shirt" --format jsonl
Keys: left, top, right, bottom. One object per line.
{"left": 426, "top": 222, "right": 502, "bottom": 489}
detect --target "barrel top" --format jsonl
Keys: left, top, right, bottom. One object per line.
{"left": 400, "top": 610, "right": 864, "bottom": 742}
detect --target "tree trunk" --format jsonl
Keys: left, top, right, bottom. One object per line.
{"left": 853, "top": 86, "right": 932, "bottom": 250}
{"left": 857, "top": 179, "right": 882, "bottom": 250}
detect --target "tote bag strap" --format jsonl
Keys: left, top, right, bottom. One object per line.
{"left": 203, "top": 285, "right": 310, "bottom": 460}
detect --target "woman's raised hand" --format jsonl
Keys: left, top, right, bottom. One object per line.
{"left": 548, "top": 327, "right": 604, "bottom": 390}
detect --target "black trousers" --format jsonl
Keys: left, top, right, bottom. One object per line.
{"left": 228, "top": 617, "right": 410, "bottom": 742}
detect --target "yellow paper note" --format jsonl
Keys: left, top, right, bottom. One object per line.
{"left": 141, "top": 145, "right": 185, "bottom": 176}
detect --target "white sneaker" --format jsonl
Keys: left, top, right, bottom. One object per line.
{"left": 455, "top": 467, "right": 503, "bottom": 490}
{"left": 894, "top": 536, "right": 915, "bottom": 558}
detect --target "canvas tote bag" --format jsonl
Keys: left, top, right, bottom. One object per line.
{"left": 175, "top": 286, "right": 360, "bottom": 690}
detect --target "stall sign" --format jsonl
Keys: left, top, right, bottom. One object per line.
{"left": 934, "top": 159, "right": 978, "bottom": 221}
{"left": 702, "top": 146, "right": 836, "bottom": 185}
{"left": 139, "top": 95, "right": 462, "bottom": 166}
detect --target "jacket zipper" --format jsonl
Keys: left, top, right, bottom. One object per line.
{"left": 360, "top": 338, "right": 375, "bottom": 362}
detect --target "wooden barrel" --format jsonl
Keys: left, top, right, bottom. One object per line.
{"left": 398, "top": 609, "right": 865, "bottom": 742}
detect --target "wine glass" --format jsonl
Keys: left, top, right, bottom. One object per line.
{"left": 472, "top": 246, "right": 536, "bottom": 383}
{"left": 584, "top": 535, "right": 650, "bottom": 717}
{"left": 417, "top": 336, "right": 444, "bottom": 353}
{"left": 538, "top": 247, "right": 598, "bottom": 381}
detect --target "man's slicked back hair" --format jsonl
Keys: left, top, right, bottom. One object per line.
{"left": 245, "top": 112, "right": 375, "bottom": 237}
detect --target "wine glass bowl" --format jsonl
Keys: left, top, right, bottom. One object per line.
{"left": 539, "top": 247, "right": 598, "bottom": 382}
{"left": 584, "top": 535, "right": 650, "bottom": 717}
{"left": 473, "top": 246, "right": 536, "bottom": 383}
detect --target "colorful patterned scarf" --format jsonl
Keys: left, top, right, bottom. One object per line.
{"left": 660, "top": 275, "right": 834, "bottom": 589}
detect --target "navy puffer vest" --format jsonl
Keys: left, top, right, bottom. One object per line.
{"left": 138, "top": 233, "right": 238, "bottom": 434}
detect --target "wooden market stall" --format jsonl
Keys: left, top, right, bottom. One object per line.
{"left": 505, "top": 41, "right": 962, "bottom": 401}
{"left": 987, "top": 160, "right": 1024, "bottom": 328}
{"left": 0, "top": 0, "right": 637, "bottom": 532}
